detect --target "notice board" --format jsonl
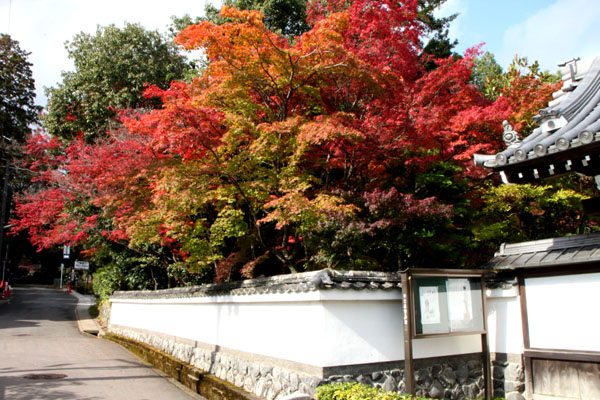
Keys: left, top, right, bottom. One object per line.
{"left": 412, "top": 275, "right": 484, "bottom": 336}
{"left": 401, "top": 269, "right": 491, "bottom": 399}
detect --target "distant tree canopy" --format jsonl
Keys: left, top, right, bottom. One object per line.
{"left": 11, "top": 1, "right": 594, "bottom": 301}
{"left": 172, "top": 0, "right": 457, "bottom": 57}
{"left": 0, "top": 34, "right": 41, "bottom": 147}
{"left": 170, "top": 0, "right": 310, "bottom": 38}
{"left": 43, "top": 23, "right": 189, "bottom": 142}
{"left": 416, "top": 0, "right": 458, "bottom": 58}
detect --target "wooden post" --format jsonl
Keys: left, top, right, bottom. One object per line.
{"left": 0, "top": 160, "right": 9, "bottom": 283}
{"left": 401, "top": 271, "right": 415, "bottom": 395}
{"left": 481, "top": 276, "right": 493, "bottom": 400}
{"left": 518, "top": 272, "right": 534, "bottom": 399}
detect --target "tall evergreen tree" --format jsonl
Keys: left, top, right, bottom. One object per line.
{"left": 0, "top": 34, "right": 41, "bottom": 148}
{"left": 44, "top": 23, "right": 189, "bottom": 142}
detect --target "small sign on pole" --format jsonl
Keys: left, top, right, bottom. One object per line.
{"left": 74, "top": 260, "right": 89, "bottom": 271}
{"left": 63, "top": 245, "right": 70, "bottom": 259}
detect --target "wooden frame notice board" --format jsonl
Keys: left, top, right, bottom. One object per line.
{"left": 401, "top": 269, "right": 492, "bottom": 399}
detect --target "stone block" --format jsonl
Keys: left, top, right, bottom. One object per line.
{"left": 260, "top": 363, "right": 273, "bottom": 377}
{"left": 243, "top": 376, "right": 255, "bottom": 392}
{"left": 371, "top": 371, "right": 383, "bottom": 382}
{"left": 467, "top": 360, "right": 482, "bottom": 375}
{"left": 415, "top": 368, "right": 428, "bottom": 383}
{"left": 504, "top": 380, "right": 525, "bottom": 393}
{"left": 428, "top": 380, "right": 444, "bottom": 399}
{"left": 390, "top": 369, "right": 403, "bottom": 379}
{"left": 239, "top": 360, "right": 248, "bottom": 375}
{"left": 278, "top": 392, "right": 313, "bottom": 400}
{"left": 254, "top": 377, "right": 271, "bottom": 397}
{"left": 397, "top": 380, "right": 406, "bottom": 393}
{"left": 505, "top": 363, "right": 524, "bottom": 382}
{"left": 234, "top": 373, "right": 245, "bottom": 388}
{"left": 300, "top": 375, "right": 319, "bottom": 391}
{"left": 431, "top": 364, "right": 443, "bottom": 378}
{"left": 455, "top": 364, "right": 469, "bottom": 384}
{"left": 226, "top": 369, "right": 234, "bottom": 383}
{"left": 357, "top": 374, "right": 371, "bottom": 386}
{"left": 249, "top": 363, "right": 260, "bottom": 378}
{"left": 440, "top": 366, "right": 457, "bottom": 386}
{"left": 451, "top": 384, "right": 463, "bottom": 399}
{"left": 464, "top": 383, "right": 479, "bottom": 399}
{"left": 506, "top": 392, "right": 526, "bottom": 400}
{"left": 289, "top": 372, "right": 300, "bottom": 389}
{"left": 382, "top": 376, "right": 397, "bottom": 392}
{"left": 264, "top": 387, "right": 276, "bottom": 400}
{"left": 492, "top": 366, "right": 505, "bottom": 380}
{"left": 272, "top": 377, "right": 284, "bottom": 395}
{"left": 423, "top": 376, "right": 433, "bottom": 389}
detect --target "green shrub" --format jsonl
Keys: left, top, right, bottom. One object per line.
{"left": 315, "top": 382, "right": 420, "bottom": 400}
{"left": 315, "top": 382, "right": 504, "bottom": 400}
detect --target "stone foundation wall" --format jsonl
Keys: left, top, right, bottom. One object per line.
{"left": 320, "top": 354, "right": 487, "bottom": 399}
{"left": 109, "top": 325, "right": 501, "bottom": 399}
{"left": 491, "top": 353, "right": 525, "bottom": 400}
{"left": 109, "top": 325, "right": 322, "bottom": 399}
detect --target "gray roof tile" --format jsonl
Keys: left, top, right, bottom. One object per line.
{"left": 474, "top": 56, "right": 600, "bottom": 183}
{"left": 110, "top": 268, "right": 403, "bottom": 300}
{"left": 483, "top": 233, "right": 600, "bottom": 270}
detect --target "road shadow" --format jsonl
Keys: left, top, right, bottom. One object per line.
{"left": 0, "top": 286, "right": 78, "bottom": 330}
{"left": 0, "top": 359, "right": 168, "bottom": 400}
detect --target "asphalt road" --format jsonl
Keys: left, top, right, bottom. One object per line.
{"left": 0, "top": 286, "right": 202, "bottom": 400}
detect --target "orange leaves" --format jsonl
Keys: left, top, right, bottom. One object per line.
{"left": 260, "top": 191, "right": 356, "bottom": 230}
{"left": 176, "top": 6, "right": 359, "bottom": 123}
{"left": 13, "top": 2, "right": 561, "bottom": 277}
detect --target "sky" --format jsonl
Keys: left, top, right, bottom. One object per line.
{"left": 2, "top": 0, "right": 600, "bottom": 108}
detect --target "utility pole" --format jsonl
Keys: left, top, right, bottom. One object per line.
{"left": 1, "top": 159, "right": 9, "bottom": 282}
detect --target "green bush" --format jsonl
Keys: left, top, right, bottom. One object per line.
{"left": 315, "top": 382, "right": 504, "bottom": 400}
{"left": 315, "top": 382, "right": 421, "bottom": 400}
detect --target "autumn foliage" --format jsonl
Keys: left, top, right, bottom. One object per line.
{"left": 12, "top": 1, "right": 562, "bottom": 287}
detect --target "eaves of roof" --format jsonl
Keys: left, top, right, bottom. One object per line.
{"left": 483, "top": 233, "right": 600, "bottom": 271}
{"left": 474, "top": 56, "right": 600, "bottom": 183}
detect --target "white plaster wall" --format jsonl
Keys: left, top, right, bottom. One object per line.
{"left": 486, "top": 287, "right": 523, "bottom": 355}
{"left": 525, "top": 272, "right": 600, "bottom": 352}
{"left": 110, "top": 288, "right": 483, "bottom": 367}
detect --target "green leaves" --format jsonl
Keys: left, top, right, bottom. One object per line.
{"left": 0, "top": 34, "right": 41, "bottom": 147}
{"left": 474, "top": 183, "right": 591, "bottom": 245}
{"left": 210, "top": 207, "right": 249, "bottom": 249}
{"left": 44, "top": 23, "right": 189, "bottom": 142}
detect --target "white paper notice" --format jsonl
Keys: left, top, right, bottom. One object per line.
{"left": 447, "top": 278, "right": 473, "bottom": 330}
{"left": 419, "top": 286, "right": 441, "bottom": 324}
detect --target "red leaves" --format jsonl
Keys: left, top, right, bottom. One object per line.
{"left": 126, "top": 82, "right": 227, "bottom": 161}
{"left": 11, "top": 2, "right": 554, "bottom": 276}
{"left": 363, "top": 187, "right": 453, "bottom": 223}
{"left": 344, "top": 0, "right": 421, "bottom": 80}
{"left": 10, "top": 188, "right": 76, "bottom": 250}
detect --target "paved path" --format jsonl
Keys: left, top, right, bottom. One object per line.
{"left": 0, "top": 286, "right": 203, "bottom": 400}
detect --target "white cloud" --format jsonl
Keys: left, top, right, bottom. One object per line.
{"left": 2, "top": 0, "right": 218, "bottom": 106}
{"left": 499, "top": 0, "right": 600, "bottom": 72}
{"left": 435, "top": 0, "right": 468, "bottom": 45}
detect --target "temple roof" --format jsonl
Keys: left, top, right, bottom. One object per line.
{"left": 474, "top": 56, "right": 600, "bottom": 184}
{"left": 483, "top": 233, "right": 600, "bottom": 271}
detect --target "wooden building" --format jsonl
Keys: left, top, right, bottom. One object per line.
{"left": 475, "top": 56, "right": 600, "bottom": 399}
